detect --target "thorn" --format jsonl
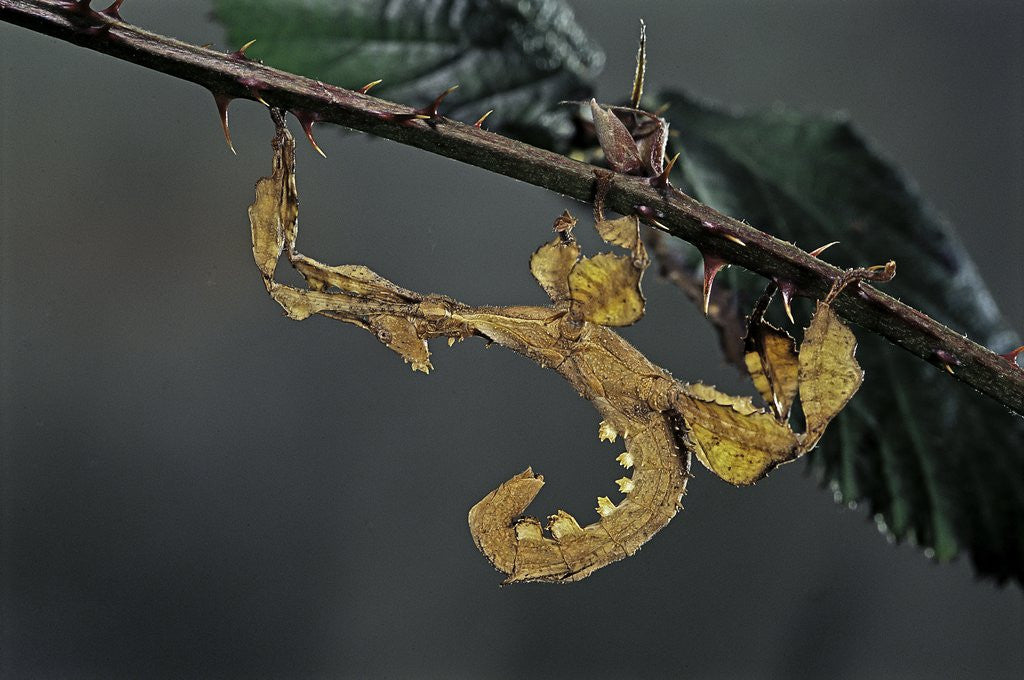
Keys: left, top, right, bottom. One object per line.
{"left": 701, "top": 219, "right": 746, "bottom": 247}
{"left": 1000, "top": 345, "right": 1024, "bottom": 366}
{"left": 776, "top": 280, "right": 796, "bottom": 324}
{"left": 378, "top": 85, "right": 454, "bottom": 125}
{"left": 239, "top": 77, "right": 269, "bottom": 107}
{"left": 60, "top": 0, "right": 93, "bottom": 14}
{"left": 60, "top": 0, "right": 112, "bottom": 33}
{"left": 212, "top": 94, "right": 235, "bottom": 154}
{"left": 701, "top": 254, "right": 728, "bottom": 316}
{"left": 417, "top": 85, "right": 459, "bottom": 118}
{"left": 664, "top": 151, "right": 680, "bottom": 175}
{"left": 293, "top": 110, "right": 326, "bottom": 157}
{"left": 809, "top": 241, "right": 840, "bottom": 257}
{"left": 199, "top": 42, "right": 214, "bottom": 49}
{"left": 448, "top": 337, "right": 456, "bottom": 347}
{"left": 473, "top": 109, "right": 494, "bottom": 128}
{"left": 650, "top": 151, "right": 679, "bottom": 189}
{"left": 596, "top": 496, "right": 616, "bottom": 517}
{"left": 99, "top": 0, "right": 123, "bottom": 20}
{"left": 231, "top": 38, "right": 257, "bottom": 60}
{"left": 932, "top": 349, "right": 960, "bottom": 374}
{"left": 358, "top": 79, "right": 383, "bottom": 94}
{"left": 633, "top": 204, "right": 661, "bottom": 220}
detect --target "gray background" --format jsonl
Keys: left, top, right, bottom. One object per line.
{"left": 2, "top": 1, "right": 1023, "bottom": 678}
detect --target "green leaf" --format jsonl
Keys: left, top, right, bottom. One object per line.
{"left": 212, "top": 0, "right": 603, "bottom": 149}
{"left": 654, "top": 90, "right": 1024, "bottom": 584}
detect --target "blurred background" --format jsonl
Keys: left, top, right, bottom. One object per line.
{"left": 1, "top": 1, "right": 1022, "bottom": 678}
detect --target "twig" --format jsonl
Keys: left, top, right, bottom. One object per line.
{"left": 2, "top": 0, "right": 1023, "bottom": 416}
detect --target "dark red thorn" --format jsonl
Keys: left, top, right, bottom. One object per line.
{"left": 59, "top": 0, "right": 112, "bottom": 34}
{"left": 634, "top": 205, "right": 661, "bottom": 220}
{"left": 649, "top": 152, "right": 680, "bottom": 190}
{"left": 377, "top": 86, "right": 457, "bottom": 126}
{"left": 473, "top": 110, "right": 494, "bottom": 128}
{"left": 416, "top": 85, "right": 459, "bottom": 119}
{"left": 932, "top": 349, "right": 961, "bottom": 374}
{"left": 59, "top": 0, "right": 94, "bottom": 14}
{"left": 701, "top": 254, "right": 728, "bottom": 317}
{"left": 292, "top": 110, "right": 326, "bottom": 158}
{"left": 377, "top": 111, "right": 428, "bottom": 125}
{"left": 239, "top": 76, "right": 269, "bottom": 106}
{"left": 999, "top": 345, "right": 1024, "bottom": 366}
{"left": 809, "top": 241, "right": 840, "bottom": 258}
{"left": 701, "top": 219, "right": 746, "bottom": 247}
{"left": 100, "top": 0, "right": 124, "bottom": 20}
{"left": 212, "top": 93, "right": 235, "bottom": 154}
{"left": 230, "top": 38, "right": 257, "bottom": 61}
{"left": 357, "top": 79, "right": 383, "bottom": 94}
{"left": 775, "top": 279, "right": 796, "bottom": 324}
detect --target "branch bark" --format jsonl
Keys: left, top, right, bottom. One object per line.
{"left": 3, "top": 0, "right": 1023, "bottom": 416}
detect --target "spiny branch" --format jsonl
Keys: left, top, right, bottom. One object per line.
{"left": 2, "top": 0, "right": 1023, "bottom": 416}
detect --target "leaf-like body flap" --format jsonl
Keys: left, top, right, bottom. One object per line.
{"left": 530, "top": 237, "right": 580, "bottom": 303}
{"left": 291, "top": 253, "right": 422, "bottom": 303}
{"left": 568, "top": 253, "right": 645, "bottom": 327}
{"left": 797, "top": 302, "right": 863, "bottom": 451}
{"left": 370, "top": 314, "right": 432, "bottom": 373}
{"left": 249, "top": 125, "right": 296, "bottom": 281}
{"left": 744, "top": 320, "right": 800, "bottom": 421}
{"left": 594, "top": 215, "right": 641, "bottom": 250}
{"left": 674, "top": 385, "right": 799, "bottom": 485}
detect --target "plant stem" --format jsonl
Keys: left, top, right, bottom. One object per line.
{"left": 3, "top": 0, "right": 1023, "bottom": 416}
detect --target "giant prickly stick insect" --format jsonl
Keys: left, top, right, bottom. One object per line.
{"left": 250, "top": 112, "right": 872, "bottom": 584}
